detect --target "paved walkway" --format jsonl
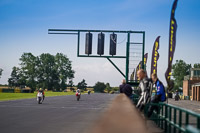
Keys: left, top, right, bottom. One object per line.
{"left": 168, "top": 98, "right": 200, "bottom": 114}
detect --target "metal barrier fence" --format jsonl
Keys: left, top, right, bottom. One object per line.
{"left": 132, "top": 91, "right": 200, "bottom": 133}
{"left": 143, "top": 103, "right": 200, "bottom": 133}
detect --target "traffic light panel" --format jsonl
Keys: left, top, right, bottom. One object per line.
{"left": 97, "top": 32, "right": 105, "bottom": 55}
{"left": 110, "top": 33, "right": 117, "bottom": 55}
{"left": 85, "top": 32, "right": 92, "bottom": 55}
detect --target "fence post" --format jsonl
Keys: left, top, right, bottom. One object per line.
{"left": 186, "top": 113, "right": 189, "bottom": 126}
{"left": 174, "top": 109, "right": 177, "bottom": 133}
{"left": 158, "top": 104, "right": 161, "bottom": 127}
{"left": 169, "top": 107, "right": 172, "bottom": 132}
{"left": 161, "top": 104, "right": 164, "bottom": 129}
{"left": 165, "top": 105, "right": 168, "bottom": 132}
{"left": 197, "top": 117, "right": 200, "bottom": 129}
{"left": 179, "top": 110, "right": 182, "bottom": 133}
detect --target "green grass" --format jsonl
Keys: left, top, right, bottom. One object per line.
{"left": 0, "top": 91, "right": 75, "bottom": 101}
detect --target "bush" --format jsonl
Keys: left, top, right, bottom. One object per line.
{"left": 94, "top": 82, "right": 106, "bottom": 93}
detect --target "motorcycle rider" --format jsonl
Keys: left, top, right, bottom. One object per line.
{"left": 87, "top": 90, "right": 91, "bottom": 95}
{"left": 76, "top": 89, "right": 81, "bottom": 100}
{"left": 38, "top": 88, "right": 45, "bottom": 101}
{"left": 76, "top": 89, "right": 81, "bottom": 96}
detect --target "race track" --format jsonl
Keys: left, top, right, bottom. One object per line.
{"left": 0, "top": 93, "right": 117, "bottom": 133}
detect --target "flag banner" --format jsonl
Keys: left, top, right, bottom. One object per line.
{"left": 144, "top": 53, "right": 148, "bottom": 66}
{"left": 165, "top": 0, "right": 178, "bottom": 90}
{"left": 130, "top": 69, "right": 135, "bottom": 81}
{"left": 150, "top": 36, "right": 160, "bottom": 76}
{"left": 135, "top": 53, "right": 148, "bottom": 80}
{"left": 135, "top": 61, "right": 142, "bottom": 80}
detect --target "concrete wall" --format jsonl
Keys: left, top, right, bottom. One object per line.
{"left": 183, "top": 80, "right": 200, "bottom": 96}
{"left": 183, "top": 80, "right": 189, "bottom": 96}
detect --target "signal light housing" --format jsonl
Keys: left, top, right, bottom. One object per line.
{"left": 97, "top": 32, "right": 105, "bottom": 55}
{"left": 110, "top": 33, "right": 117, "bottom": 55}
{"left": 85, "top": 32, "right": 93, "bottom": 55}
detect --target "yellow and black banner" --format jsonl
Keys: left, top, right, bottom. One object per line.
{"left": 165, "top": 0, "right": 178, "bottom": 89}
{"left": 151, "top": 36, "right": 160, "bottom": 76}
{"left": 135, "top": 53, "right": 148, "bottom": 80}
{"left": 135, "top": 61, "right": 142, "bottom": 80}
{"left": 144, "top": 53, "right": 148, "bottom": 67}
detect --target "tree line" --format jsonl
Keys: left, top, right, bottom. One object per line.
{"left": 72, "top": 79, "right": 119, "bottom": 93}
{"left": 4, "top": 53, "right": 199, "bottom": 93}
{"left": 8, "top": 53, "right": 74, "bottom": 91}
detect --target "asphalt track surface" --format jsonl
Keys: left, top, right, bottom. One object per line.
{"left": 0, "top": 93, "right": 117, "bottom": 133}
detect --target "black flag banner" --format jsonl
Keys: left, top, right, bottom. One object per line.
{"left": 135, "top": 53, "right": 148, "bottom": 80}
{"left": 151, "top": 36, "right": 160, "bottom": 76}
{"left": 144, "top": 53, "right": 148, "bottom": 77}
{"left": 130, "top": 69, "right": 135, "bottom": 81}
{"left": 144, "top": 53, "right": 148, "bottom": 67}
{"left": 165, "top": 0, "right": 178, "bottom": 90}
{"left": 135, "top": 61, "right": 142, "bottom": 80}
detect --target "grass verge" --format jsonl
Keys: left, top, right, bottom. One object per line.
{"left": 0, "top": 91, "right": 75, "bottom": 101}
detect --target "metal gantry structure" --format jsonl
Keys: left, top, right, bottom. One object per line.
{"left": 48, "top": 29, "right": 145, "bottom": 86}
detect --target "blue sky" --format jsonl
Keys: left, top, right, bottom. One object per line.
{"left": 0, "top": 0, "right": 200, "bottom": 86}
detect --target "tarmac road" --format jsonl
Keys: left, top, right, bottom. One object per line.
{"left": 0, "top": 93, "right": 117, "bottom": 133}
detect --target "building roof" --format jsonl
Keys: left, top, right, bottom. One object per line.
{"left": 192, "top": 82, "right": 200, "bottom": 87}
{"left": 191, "top": 68, "right": 200, "bottom": 70}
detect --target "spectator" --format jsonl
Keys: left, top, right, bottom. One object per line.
{"left": 147, "top": 73, "right": 166, "bottom": 118}
{"left": 119, "top": 79, "right": 126, "bottom": 93}
{"left": 136, "top": 69, "right": 152, "bottom": 111}
{"left": 119, "top": 79, "right": 133, "bottom": 99}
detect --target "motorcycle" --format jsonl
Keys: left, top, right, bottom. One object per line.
{"left": 175, "top": 91, "right": 180, "bottom": 101}
{"left": 76, "top": 92, "right": 81, "bottom": 101}
{"left": 37, "top": 92, "right": 43, "bottom": 104}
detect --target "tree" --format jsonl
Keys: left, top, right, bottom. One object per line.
{"left": 194, "top": 63, "right": 200, "bottom": 68}
{"left": 172, "top": 60, "right": 191, "bottom": 88}
{"left": 68, "top": 79, "right": 74, "bottom": 91}
{"left": 68, "top": 79, "right": 74, "bottom": 87}
{"left": 105, "top": 83, "right": 112, "bottom": 93}
{"left": 112, "top": 87, "right": 119, "bottom": 92}
{"left": 37, "top": 53, "right": 56, "bottom": 90}
{"left": 8, "top": 53, "right": 75, "bottom": 91}
{"left": 77, "top": 79, "right": 87, "bottom": 91}
{"left": 54, "top": 53, "right": 75, "bottom": 91}
{"left": 20, "top": 53, "right": 38, "bottom": 91}
{"left": 8, "top": 67, "right": 20, "bottom": 87}
{"left": 36, "top": 53, "right": 75, "bottom": 91}
{"left": 0, "top": 68, "right": 3, "bottom": 79}
{"left": 94, "top": 82, "right": 106, "bottom": 93}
